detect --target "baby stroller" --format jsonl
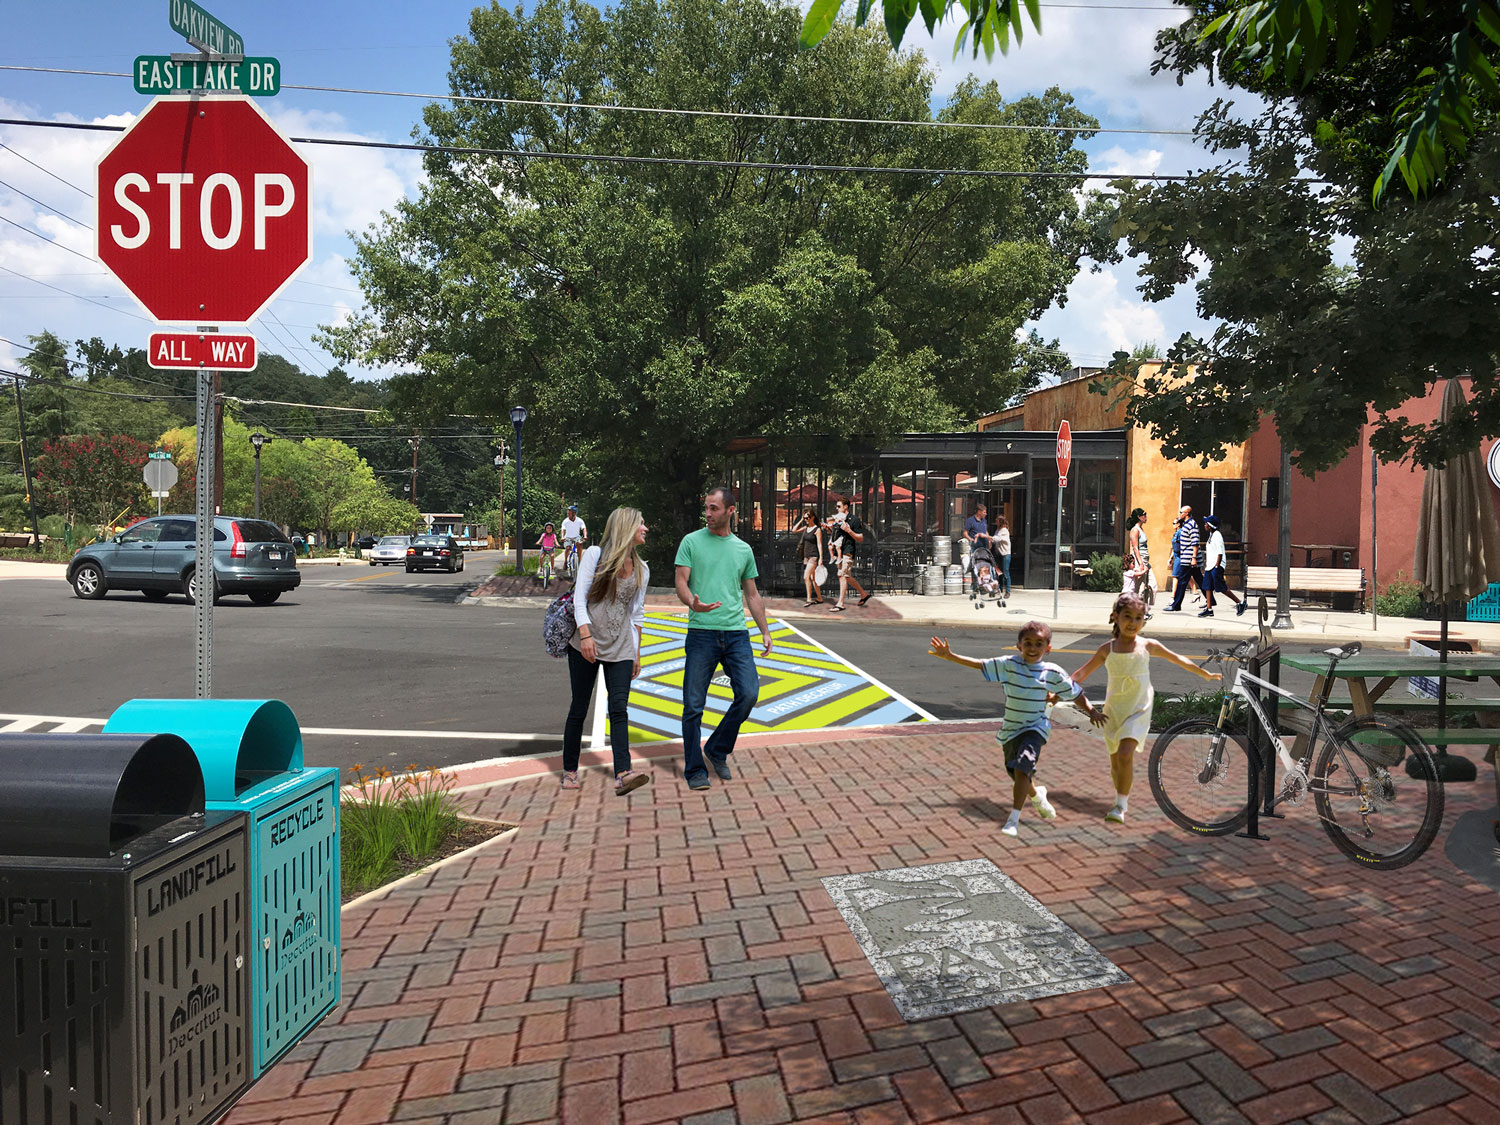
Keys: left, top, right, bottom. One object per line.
{"left": 969, "top": 541, "right": 1005, "bottom": 608}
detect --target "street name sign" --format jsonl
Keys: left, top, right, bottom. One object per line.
{"left": 95, "top": 95, "right": 312, "bottom": 325}
{"left": 134, "top": 56, "right": 280, "bottom": 96}
{"left": 148, "top": 331, "right": 257, "bottom": 370}
{"left": 1056, "top": 419, "right": 1072, "bottom": 488}
{"left": 168, "top": 0, "right": 244, "bottom": 55}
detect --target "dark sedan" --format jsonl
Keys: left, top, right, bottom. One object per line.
{"left": 405, "top": 534, "right": 465, "bottom": 573}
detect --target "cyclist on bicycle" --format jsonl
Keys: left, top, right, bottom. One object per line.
{"left": 538, "top": 523, "right": 558, "bottom": 575}
{"left": 561, "top": 505, "right": 588, "bottom": 572}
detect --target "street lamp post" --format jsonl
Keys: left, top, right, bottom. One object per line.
{"left": 494, "top": 445, "right": 508, "bottom": 550}
{"left": 249, "top": 432, "right": 270, "bottom": 519}
{"left": 510, "top": 406, "right": 527, "bottom": 574}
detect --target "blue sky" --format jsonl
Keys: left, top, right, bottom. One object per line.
{"left": 1, "top": 0, "right": 1225, "bottom": 384}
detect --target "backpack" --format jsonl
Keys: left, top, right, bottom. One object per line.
{"left": 542, "top": 590, "right": 576, "bottom": 658}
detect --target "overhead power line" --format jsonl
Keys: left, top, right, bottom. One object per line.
{"left": 0, "top": 175, "right": 90, "bottom": 227}
{"left": 0, "top": 63, "right": 1198, "bottom": 137}
{"left": 0, "top": 140, "right": 91, "bottom": 196}
{"left": 0, "top": 261, "right": 151, "bottom": 323}
{"left": 0, "top": 213, "right": 96, "bottom": 262}
{"left": 0, "top": 118, "right": 1257, "bottom": 182}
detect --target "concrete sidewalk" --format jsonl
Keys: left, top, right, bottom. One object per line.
{"left": 223, "top": 724, "right": 1500, "bottom": 1125}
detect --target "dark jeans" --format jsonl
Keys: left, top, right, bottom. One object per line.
{"left": 681, "top": 628, "right": 759, "bottom": 781}
{"left": 1169, "top": 565, "right": 1203, "bottom": 610}
{"left": 563, "top": 646, "right": 634, "bottom": 775}
{"left": 999, "top": 553, "right": 1012, "bottom": 596}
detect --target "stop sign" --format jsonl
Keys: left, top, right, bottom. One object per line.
{"left": 96, "top": 96, "right": 311, "bottom": 325}
{"left": 1056, "top": 419, "right": 1072, "bottom": 487}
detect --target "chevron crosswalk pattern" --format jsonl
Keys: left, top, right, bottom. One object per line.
{"left": 624, "top": 610, "right": 932, "bottom": 743}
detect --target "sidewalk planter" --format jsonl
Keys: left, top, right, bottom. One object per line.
{"left": 0, "top": 732, "right": 251, "bottom": 1125}
{"left": 105, "top": 699, "right": 341, "bottom": 1078}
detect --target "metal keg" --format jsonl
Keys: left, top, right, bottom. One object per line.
{"left": 932, "top": 535, "right": 952, "bottom": 566}
{"left": 925, "top": 563, "right": 946, "bottom": 595}
{"left": 944, "top": 564, "right": 963, "bottom": 595}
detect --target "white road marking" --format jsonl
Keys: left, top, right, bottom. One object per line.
{"left": 779, "top": 618, "right": 941, "bottom": 722}
{"left": 0, "top": 714, "right": 107, "bottom": 733}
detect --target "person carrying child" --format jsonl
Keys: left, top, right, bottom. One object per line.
{"left": 929, "top": 621, "right": 1105, "bottom": 838}
{"left": 1069, "top": 593, "right": 1221, "bottom": 824}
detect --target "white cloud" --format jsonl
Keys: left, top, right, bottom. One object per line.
{"left": 1030, "top": 266, "right": 1172, "bottom": 364}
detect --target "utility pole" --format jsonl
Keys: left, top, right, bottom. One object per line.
{"left": 409, "top": 432, "right": 420, "bottom": 511}
{"left": 11, "top": 376, "right": 41, "bottom": 548}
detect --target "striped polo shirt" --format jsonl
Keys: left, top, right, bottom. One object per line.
{"left": 980, "top": 655, "right": 1085, "bottom": 742}
{"left": 1176, "top": 519, "right": 1201, "bottom": 565}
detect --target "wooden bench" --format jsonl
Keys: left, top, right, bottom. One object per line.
{"left": 1245, "top": 565, "right": 1365, "bottom": 612}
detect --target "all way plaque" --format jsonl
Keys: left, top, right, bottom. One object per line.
{"left": 148, "top": 332, "right": 257, "bottom": 371}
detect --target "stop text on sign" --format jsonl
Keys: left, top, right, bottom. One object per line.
{"left": 109, "top": 171, "right": 295, "bottom": 251}
{"left": 134, "top": 56, "right": 281, "bottom": 97}
{"left": 148, "top": 332, "right": 258, "bottom": 371}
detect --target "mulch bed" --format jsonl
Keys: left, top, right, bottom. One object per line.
{"left": 340, "top": 817, "right": 514, "bottom": 904}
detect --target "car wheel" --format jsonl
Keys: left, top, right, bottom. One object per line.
{"left": 143, "top": 589, "right": 170, "bottom": 601}
{"left": 183, "top": 568, "right": 221, "bottom": 605}
{"left": 458, "top": 557, "right": 465, "bottom": 572}
{"left": 248, "top": 590, "right": 281, "bottom": 605}
{"left": 369, "top": 559, "right": 377, "bottom": 566}
{"left": 406, "top": 565, "right": 415, "bottom": 573}
{"left": 71, "top": 562, "right": 107, "bottom": 600}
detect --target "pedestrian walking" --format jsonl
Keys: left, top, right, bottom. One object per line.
{"left": 675, "top": 486, "right": 774, "bottom": 791}
{"left": 928, "top": 622, "right": 1104, "bottom": 838}
{"left": 1070, "top": 593, "right": 1219, "bottom": 824}
{"left": 789, "top": 504, "right": 826, "bottom": 606}
{"left": 995, "top": 516, "right": 1012, "bottom": 597}
{"left": 1122, "top": 508, "right": 1157, "bottom": 613}
{"left": 828, "top": 498, "right": 873, "bottom": 610}
{"left": 1164, "top": 507, "right": 1203, "bottom": 612}
{"left": 1199, "top": 514, "right": 1246, "bottom": 617}
{"left": 559, "top": 508, "right": 652, "bottom": 795}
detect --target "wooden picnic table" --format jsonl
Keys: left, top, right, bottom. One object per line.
{"left": 1280, "top": 652, "right": 1500, "bottom": 802}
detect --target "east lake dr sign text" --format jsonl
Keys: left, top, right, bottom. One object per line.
{"left": 135, "top": 56, "right": 280, "bottom": 97}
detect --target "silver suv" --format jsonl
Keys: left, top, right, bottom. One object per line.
{"left": 66, "top": 515, "right": 302, "bottom": 604}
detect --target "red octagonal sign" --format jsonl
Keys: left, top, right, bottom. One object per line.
{"left": 96, "top": 96, "right": 312, "bottom": 326}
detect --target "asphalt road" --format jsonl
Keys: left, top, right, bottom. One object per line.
{"left": 2, "top": 557, "right": 1334, "bottom": 777}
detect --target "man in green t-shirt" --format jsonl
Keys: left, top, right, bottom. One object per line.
{"left": 674, "top": 485, "right": 773, "bottom": 790}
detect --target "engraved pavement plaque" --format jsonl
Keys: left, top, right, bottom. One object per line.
{"left": 822, "top": 858, "right": 1131, "bottom": 1021}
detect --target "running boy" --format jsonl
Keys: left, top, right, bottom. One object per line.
{"left": 930, "top": 622, "right": 1105, "bottom": 837}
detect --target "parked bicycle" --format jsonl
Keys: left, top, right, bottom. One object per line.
{"left": 1148, "top": 639, "right": 1444, "bottom": 870}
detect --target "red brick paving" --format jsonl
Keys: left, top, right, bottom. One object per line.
{"left": 224, "top": 727, "right": 1500, "bottom": 1124}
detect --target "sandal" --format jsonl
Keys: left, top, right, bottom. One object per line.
{"left": 560, "top": 770, "right": 581, "bottom": 790}
{"left": 802, "top": 600, "right": 816, "bottom": 607}
{"left": 829, "top": 605, "right": 845, "bottom": 612}
{"left": 857, "top": 593, "right": 872, "bottom": 606}
{"left": 615, "top": 770, "right": 650, "bottom": 796}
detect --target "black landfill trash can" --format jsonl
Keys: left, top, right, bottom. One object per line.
{"left": 0, "top": 733, "right": 252, "bottom": 1125}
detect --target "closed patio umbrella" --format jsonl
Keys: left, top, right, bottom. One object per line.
{"left": 1412, "top": 377, "right": 1500, "bottom": 781}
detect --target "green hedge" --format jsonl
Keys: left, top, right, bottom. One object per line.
{"left": 1084, "top": 552, "right": 1124, "bottom": 592}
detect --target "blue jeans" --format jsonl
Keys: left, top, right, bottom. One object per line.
{"left": 999, "top": 553, "right": 1011, "bottom": 596}
{"left": 681, "top": 628, "right": 759, "bottom": 781}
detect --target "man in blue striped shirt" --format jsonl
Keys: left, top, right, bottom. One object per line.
{"left": 1165, "top": 506, "right": 1203, "bottom": 612}
{"left": 930, "top": 622, "right": 1104, "bottom": 837}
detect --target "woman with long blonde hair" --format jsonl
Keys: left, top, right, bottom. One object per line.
{"left": 560, "top": 506, "right": 651, "bottom": 795}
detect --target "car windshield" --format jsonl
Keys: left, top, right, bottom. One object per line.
{"left": 235, "top": 520, "right": 291, "bottom": 543}
{"left": 412, "top": 536, "right": 447, "bottom": 546}
{"left": 379, "top": 536, "right": 409, "bottom": 546}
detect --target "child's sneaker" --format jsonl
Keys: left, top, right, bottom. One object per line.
{"left": 1001, "top": 811, "right": 1021, "bottom": 837}
{"left": 1030, "top": 785, "right": 1056, "bottom": 819}
{"left": 1105, "top": 804, "right": 1126, "bottom": 824}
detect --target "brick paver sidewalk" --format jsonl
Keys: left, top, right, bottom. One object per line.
{"left": 225, "top": 727, "right": 1500, "bottom": 1125}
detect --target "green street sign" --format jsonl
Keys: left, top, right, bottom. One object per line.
{"left": 134, "top": 56, "right": 281, "bottom": 96}
{"left": 168, "top": 0, "right": 244, "bottom": 55}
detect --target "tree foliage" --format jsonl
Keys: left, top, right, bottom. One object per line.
{"left": 33, "top": 433, "right": 151, "bottom": 529}
{"left": 325, "top": 0, "right": 1112, "bottom": 557}
{"left": 1100, "top": 18, "right": 1500, "bottom": 471}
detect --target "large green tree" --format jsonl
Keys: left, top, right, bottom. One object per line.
{"left": 1095, "top": 7, "right": 1500, "bottom": 472}
{"left": 325, "top": 0, "right": 1112, "bottom": 553}
{"left": 800, "top": 1, "right": 1500, "bottom": 204}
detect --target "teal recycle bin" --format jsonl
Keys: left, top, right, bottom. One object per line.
{"left": 105, "top": 699, "right": 341, "bottom": 1078}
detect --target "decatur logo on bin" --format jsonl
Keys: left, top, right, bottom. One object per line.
{"left": 167, "top": 970, "right": 223, "bottom": 1055}
{"left": 278, "top": 898, "right": 320, "bottom": 967}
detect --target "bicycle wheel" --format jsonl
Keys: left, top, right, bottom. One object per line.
{"left": 1148, "top": 719, "right": 1256, "bottom": 836}
{"left": 1313, "top": 716, "right": 1444, "bottom": 870}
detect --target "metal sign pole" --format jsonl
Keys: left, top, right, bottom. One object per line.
{"left": 1053, "top": 483, "right": 1063, "bottom": 620}
{"left": 194, "top": 356, "right": 216, "bottom": 699}
{"left": 1371, "top": 450, "right": 1379, "bottom": 631}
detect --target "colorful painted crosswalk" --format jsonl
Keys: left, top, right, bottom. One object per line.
{"left": 625, "top": 610, "right": 933, "bottom": 742}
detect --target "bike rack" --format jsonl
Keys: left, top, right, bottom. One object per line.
{"left": 1236, "top": 641, "right": 1283, "bottom": 842}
